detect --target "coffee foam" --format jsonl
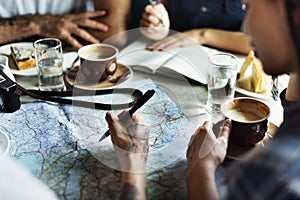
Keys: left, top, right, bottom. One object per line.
{"left": 226, "top": 108, "right": 261, "bottom": 123}
{"left": 78, "top": 44, "right": 118, "bottom": 61}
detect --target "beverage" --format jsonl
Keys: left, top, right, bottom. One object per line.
{"left": 206, "top": 68, "right": 237, "bottom": 113}
{"left": 225, "top": 108, "right": 261, "bottom": 122}
{"left": 37, "top": 58, "right": 64, "bottom": 91}
{"left": 205, "top": 53, "right": 238, "bottom": 114}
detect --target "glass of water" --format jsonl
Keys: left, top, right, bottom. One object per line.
{"left": 34, "top": 38, "right": 65, "bottom": 91}
{"left": 205, "top": 53, "right": 238, "bottom": 114}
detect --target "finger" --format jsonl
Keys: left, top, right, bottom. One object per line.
{"left": 75, "top": 10, "right": 106, "bottom": 19}
{"left": 76, "top": 18, "right": 109, "bottom": 32}
{"left": 85, "top": 10, "right": 106, "bottom": 18}
{"left": 218, "top": 119, "right": 231, "bottom": 143}
{"left": 147, "top": 36, "right": 177, "bottom": 50}
{"left": 202, "top": 121, "right": 214, "bottom": 132}
{"left": 61, "top": 33, "right": 83, "bottom": 50}
{"left": 72, "top": 27, "right": 100, "bottom": 44}
{"left": 105, "top": 112, "right": 119, "bottom": 133}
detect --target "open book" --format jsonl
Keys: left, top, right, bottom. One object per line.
{"left": 118, "top": 37, "right": 213, "bottom": 84}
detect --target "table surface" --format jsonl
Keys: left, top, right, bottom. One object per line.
{"left": 0, "top": 41, "right": 286, "bottom": 199}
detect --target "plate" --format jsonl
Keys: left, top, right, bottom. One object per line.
{"left": 235, "top": 74, "right": 290, "bottom": 100}
{"left": 0, "top": 131, "right": 10, "bottom": 156}
{"left": 0, "top": 42, "right": 79, "bottom": 76}
{"left": 213, "top": 120, "right": 278, "bottom": 160}
{"left": 65, "top": 63, "right": 133, "bottom": 90}
{"left": 0, "top": 42, "right": 37, "bottom": 76}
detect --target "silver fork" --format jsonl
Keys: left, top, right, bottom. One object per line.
{"left": 271, "top": 75, "right": 279, "bottom": 101}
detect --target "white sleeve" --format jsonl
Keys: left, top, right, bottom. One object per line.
{"left": 0, "top": 157, "right": 58, "bottom": 200}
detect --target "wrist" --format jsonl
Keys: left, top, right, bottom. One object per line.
{"left": 196, "top": 28, "right": 209, "bottom": 45}
{"left": 186, "top": 159, "right": 217, "bottom": 182}
{"left": 19, "top": 15, "right": 40, "bottom": 35}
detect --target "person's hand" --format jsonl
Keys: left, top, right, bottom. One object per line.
{"left": 34, "top": 11, "right": 109, "bottom": 49}
{"left": 147, "top": 29, "right": 199, "bottom": 51}
{"left": 139, "top": 4, "right": 170, "bottom": 41}
{"left": 105, "top": 111, "right": 150, "bottom": 173}
{"left": 187, "top": 119, "right": 231, "bottom": 175}
{"left": 186, "top": 120, "right": 231, "bottom": 199}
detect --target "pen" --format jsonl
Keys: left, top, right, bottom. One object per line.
{"left": 99, "top": 89, "right": 155, "bottom": 142}
{"left": 148, "top": 0, "right": 164, "bottom": 27}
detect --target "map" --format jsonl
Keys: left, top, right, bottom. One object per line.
{"left": 0, "top": 81, "right": 194, "bottom": 199}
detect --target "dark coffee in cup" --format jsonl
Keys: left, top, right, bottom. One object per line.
{"left": 222, "top": 97, "right": 270, "bottom": 146}
{"left": 76, "top": 44, "right": 118, "bottom": 84}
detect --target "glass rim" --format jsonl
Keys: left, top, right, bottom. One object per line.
{"left": 209, "top": 53, "right": 238, "bottom": 67}
{"left": 33, "top": 38, "right": 62, "bottom": 50}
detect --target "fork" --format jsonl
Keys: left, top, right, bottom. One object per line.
{"left": 271, "top": 75, "right": 279, "bottom": 101}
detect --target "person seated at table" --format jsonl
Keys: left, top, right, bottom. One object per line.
{"left": 187, "top": 0, "right": 300, "bottom": 199}
{"left": 139, "top": 0, "right": 252, "bottom": 55}
{"left": 0, "top": 0, "right": 130, "bottom": 49}
{"left": 106, "top": 0, "right": 300, "bottom": 198}
{"left": 105, "top": 110, "right": 150, "bottom": 200}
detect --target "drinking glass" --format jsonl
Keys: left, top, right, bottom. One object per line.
{"left": 205, "top": 53, "right": 238, "bottom": 114}
{"left": 34, "top": 38, "right": 64, "bottom": 91}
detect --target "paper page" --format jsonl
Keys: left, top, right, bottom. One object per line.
{"left": 161, "top": 45, "right": 210, "bottom": 84}
{"left": 118, "top": 37, "right": 181, "bottom": 72}
{"left": 118, "top": 37, "right": 210, "bottom": 84}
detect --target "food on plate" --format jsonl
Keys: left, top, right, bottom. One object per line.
{"left": 10, "top": 46, "right": 36, "bottom": 70}
{"left": 237, "top": 51, "right": 272, "bottom": 93}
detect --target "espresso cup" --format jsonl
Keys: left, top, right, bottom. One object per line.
{"left": 221, "top": 97, "right": 270, "bottom": 146}
{"left": 77, "top": 44, "right": 118, "bottom": 84}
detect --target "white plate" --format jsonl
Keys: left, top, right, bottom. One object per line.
{"left": 0, "top": 42, "right": 79, "bottom": 76}
{"left": 0, "top": 42, "right": 37, "bottom": 76}
{"left": 235, "top": 74, "right": 290, "bottom": 100}
{"left": 0, "top": 131, "right": 10, "bottom": 156}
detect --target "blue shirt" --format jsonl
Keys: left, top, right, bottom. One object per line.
{"left": 169, "top": 0, "right": 245, "bottom": 32}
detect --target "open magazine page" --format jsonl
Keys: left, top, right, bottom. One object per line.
{"left": 118, "top": 37, "right": 211, "bottom": 84}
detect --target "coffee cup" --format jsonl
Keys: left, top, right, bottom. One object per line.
{"left": 221, "top": 97, "right": 270, "bottom": 146}
{"left": 77, "top": 44, "right": 118, "bottom": 84}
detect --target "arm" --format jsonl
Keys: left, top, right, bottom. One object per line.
{"left": 186, "top": 120, "right": 231, "bottom": 200}
{"left": 147, "top": 28, "right": 252, "bottom": 55}
{"left": 0, "top": 12, "right": 108, "bottom": 49}
{"left": 196, "top": 29, "right": 252, "bottom": 55}
{"left": 92, "top": 0, "right": 131, "bottom": 48}
{"left": 105, "top": 111, "right": 149, "bottom": 200}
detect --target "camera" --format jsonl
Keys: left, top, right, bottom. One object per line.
{"left": 0, "top": 63, "right": 21, "bottom": 113}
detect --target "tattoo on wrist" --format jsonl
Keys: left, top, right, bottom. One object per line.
{"left": 120, "top": 183, "right": 139, "bottom": 200}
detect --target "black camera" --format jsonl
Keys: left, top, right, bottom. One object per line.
{"left": 0, "top": 64, "right": 21, "bottom": 113}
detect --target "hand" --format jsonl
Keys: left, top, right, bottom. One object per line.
{"left": 139, "top": 4, "right": 170, "bottom": 41}
{"left": 187, "top": 119, "right": 231, "bottom": 174}
{"left": 105, "top": 111, "right": 150, "bottom": 173}
{"left": 186, "top": 120, "right": 231, "bottom": 200}
{"left": 147, "top": 29, "right": 199, "bottom": 51}
{"left": 35, "top": 11, "right": 109, "bottom": 49}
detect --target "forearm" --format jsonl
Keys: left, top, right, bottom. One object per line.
{"left": 92, "top": 0, "right": 131, "bottom": 47}
{"left": 0, "top": 15, "right": 39, "bottom": 44}
{"left": 120, "top": 172, "right": 147, "bottom": 200}
{"left": 186, "top": 164, "right": 219, "bottom": 200}
{"left": 195, "top": 28, "right": 252, "bottom": 55}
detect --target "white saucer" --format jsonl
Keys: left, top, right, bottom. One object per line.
{"left": 0, "top": 42, "right": 79, "bottom": 76}
{"left": 0, "top": 131, "right": 10, "bottom": 156}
